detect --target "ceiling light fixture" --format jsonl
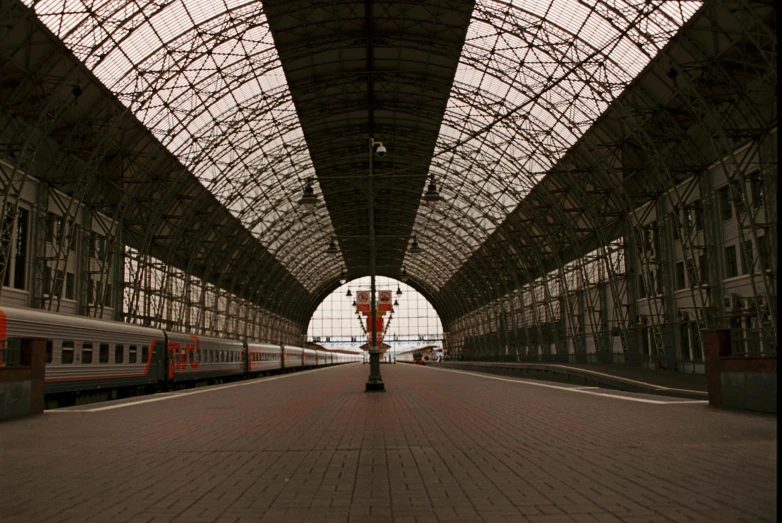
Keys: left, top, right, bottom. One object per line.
{"left": 422, "top": 178, "right": 443, "bottom": 208}
{"left": 408, "top": 236, "right": 422, "bottom": 255}
{"left": 298, "top": 177, "right": 318, "bottom": 209}
{"left": 327, "top": 238, "right": 338, "bottom": 255}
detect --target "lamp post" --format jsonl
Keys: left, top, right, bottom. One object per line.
{"left": 365, "top": 136, "right": 385, "bottom": 392}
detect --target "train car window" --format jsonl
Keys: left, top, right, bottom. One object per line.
{"left": 209, "top": 349, "right": 214, "bottom": 363}
{"left": 189, "top": 349, "right": 194, "bottom": 364}
{"left": 99, "top": 343, "right": 109, "bottom": 363}
{"left": 45, "top": 341, "right": 53, "bottom": 364}
{"left": 129, "top": 345, "right": 137, "bottom": 364}
{"left": 142, "top": 346, "right": 149, "bottom": 364}
{"left": 82, "top": 343, "right": 93, "bottom": 364}
{"left": 115, "top": 344, "right": 124, "bottom": 364}
{"left": 61, "top": 341, "right": 74, "bottom": 364}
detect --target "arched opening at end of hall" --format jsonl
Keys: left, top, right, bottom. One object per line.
{"left": 307, "top": 276, "right": 444, "bottom": 363}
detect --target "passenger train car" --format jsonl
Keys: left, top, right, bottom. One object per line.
{"left": 0, "top": 306, "right": 360, "bottom": 399}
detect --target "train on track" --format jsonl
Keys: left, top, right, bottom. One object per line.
{"left": 0, "top": 306, "right": 360, "bottom": 403}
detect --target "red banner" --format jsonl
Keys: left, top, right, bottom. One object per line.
{"left": 366, "top": 316, "right": 383, "bottom": 333}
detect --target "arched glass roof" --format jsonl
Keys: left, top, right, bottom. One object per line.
{"left": 407, "top": 0, "right": 700, "bottom": 288}
{"left": 21, "top": 0, "right": 700, "bottom": 301}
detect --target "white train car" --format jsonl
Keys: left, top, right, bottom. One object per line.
{"left": 0, "top": 306, "right": 165, "bottom": 394}
{"left": 283, "top": 344, "right": 303, "bottom": 368}
{"left": 247, "top": 342, "right": 283, "bottom": 373}
{"left": 302, "top": 347, "right": 318, "bottom": 367}
{"left": 164, "top": 331, "right": 244, "bottom": 382}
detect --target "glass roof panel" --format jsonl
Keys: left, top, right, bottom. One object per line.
{"left": 24, "top": 0, "right": 335, "bottom": 291}
{"left": 408, "top": 0, "right": 701, "bottom": 289}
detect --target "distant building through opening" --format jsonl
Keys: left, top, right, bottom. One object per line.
{"left": 308, "top": 276, "right": 443, "bottom": 355}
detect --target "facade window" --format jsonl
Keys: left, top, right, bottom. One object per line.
{"left": 2, "top": 207, "right": 29, "bottom": 289}
{"left": 65, "top": 272, "right": 75, "bottom": 300}
{"left": 90, "top": 233, "right": 106, "bottom": 259}
{"left": 675, "top": 262, "right": 686, "bottom": 290}
{"left": 2, "top": 207, "right": 13, "bottom": 287}
{"left": 699, "top": 253, "right": 708, "bottom": 284}
{"left": 655, "top": 269, "right": 663, "bottom": 294}
{"left": 686, "top": 259, "right": 697, "bottom": 287}
{"left": 679, "top": 323, "right": 691, "bottom": 361}
{"left": 643, "top": 223, "right": 657, "bottom": 256}
{"left": 82, "top": 342, "right": 93, "bottom": 364}
{"left": 730, "top": 181, "right": 745, "bottom": 215}
{"left": 55, "top": 270, "right": 64, "bottom": 298}
{"left": 757, "top": 236, "right": 769, "bottom": 271}
{"left": 61, "top": 341, "right": 74, "bottom": 364}
{"left": 47, "top": 213, "right": 63, "bottom": 245}
{"left": 13, "top": 208, "right": 28, "bottom": 289}
{"left": 685, "top": 202, "right": 701, "bottom": 233}
{"left": 670, "top": 209, "right": 680, "bottom": 241}
{"left": 718, "top": 187, "right": 732, "bottom": 220}
{"left": 750, "top": 176, "right": 764, "bottom": 207}
{"left": 42, "top": 265, "right": 51, "bottom": 295}
{"left": 99, "top": 343, "right": 109, "bottom": 363}
{"left": 115, "top": 344, "right": 124, "bottom": 364}
{"left": 725, "top": 245, "right": 738, "bottom": 278}
{"left": 741, "top": 240, "right": 753, "bottom": 275}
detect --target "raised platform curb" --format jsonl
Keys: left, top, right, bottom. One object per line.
{"left": 425, "top": 361, "right": 708, "bottom": 400}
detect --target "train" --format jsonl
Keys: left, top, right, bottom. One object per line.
{"left": 396, "top": 347, "right": 442, "bottom": 364}
{"left": 0, "top": 305, "right": 360, "bottom": 399}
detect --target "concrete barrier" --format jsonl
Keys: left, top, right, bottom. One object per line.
{"left": 0, "top": 338, "right": 46, "bottom": 421}
{"left": 703, "top": 329, "right": 777, "bottom": 414}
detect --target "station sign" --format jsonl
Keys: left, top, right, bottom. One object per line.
{"left": 356, "top": 290, "right": 370, "bottom": 312}
{"left": 378, "top": 290, "right": 392, "bottom": 312}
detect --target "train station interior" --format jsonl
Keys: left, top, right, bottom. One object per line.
{"left": 0, "top": 0, "right": 776, "bottom": 522}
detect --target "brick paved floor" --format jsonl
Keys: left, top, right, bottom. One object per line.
{"left": 0, "top": 364, "right": 776, "bottom": 523}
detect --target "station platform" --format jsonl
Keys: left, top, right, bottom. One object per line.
{"left": 1, "top": 363, "right": 775, "bottom": 523}
{"left": 426, "top": 362, "right": 708, "bottom": 400}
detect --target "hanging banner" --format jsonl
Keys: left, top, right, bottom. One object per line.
{"left": 356, "top": 290, "right": 370, "bottom": 312}
{"left": 378, "top": 290, "right": 393, "bottom": 312}
{"left": 366, "top": 316, "right": 383, "bottom": 333}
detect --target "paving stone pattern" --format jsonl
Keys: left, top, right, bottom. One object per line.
{"left": 0, "top": 364, "right": 776, "bottom": 522}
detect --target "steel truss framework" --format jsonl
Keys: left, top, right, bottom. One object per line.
{"left": 0, "top": 0, "right": 776, "bottom": 359}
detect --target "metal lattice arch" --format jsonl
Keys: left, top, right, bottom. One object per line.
{"left": 0, "top": 1, "right": 776, "bottom": 366}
